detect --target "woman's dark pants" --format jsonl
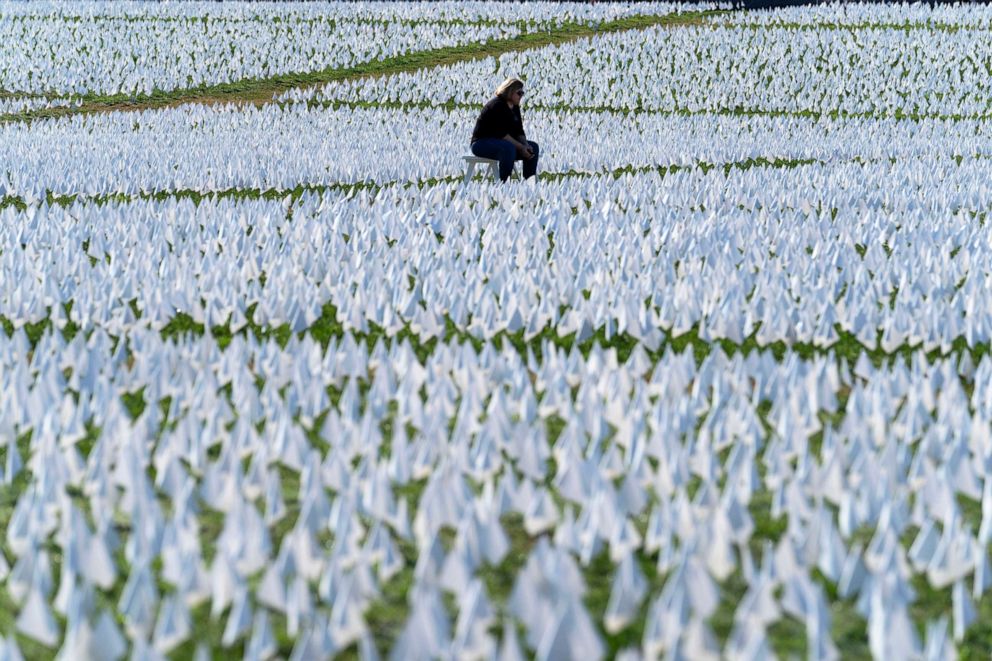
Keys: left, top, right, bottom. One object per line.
{"left": 470, "top": 139, "right": 540, "bottom": 182}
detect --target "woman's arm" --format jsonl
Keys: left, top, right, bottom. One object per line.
{"left": 501, "top": 134, "right": 527, "bottom": 150}
{"left": 503, "top": 134, "right": 534, "bottom": 159}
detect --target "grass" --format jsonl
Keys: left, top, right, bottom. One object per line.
{"left": 4, "top": 295, "right": 990, "bottom": 385}
{"left": 0, "top": 304, "right": 990, "bottom": 657}
{"left": 721, "top": 18, "right": 992, "bottom": 34}
{"left": 6, "top": 14, "right": 602, "bottom": 30}
{"left": 0, "top": 434, "right": 52, "bottom": 660}
{"left": 710, "top": 569, "right": 809, "bottom": 658}
{"left": 0, "top": 151, "right": 828, "bottom": 214}
{"left": 0, "top": 10, "right": 721, "bottom": 124}
{"left": 288, "top": 94, "right": 992, "bottom": 126}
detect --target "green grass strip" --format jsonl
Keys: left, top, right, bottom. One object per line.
{"left": 3, "top": 13, "right": 589, "bottom": 30}
{"left": 0, "top": 88, "right": 47, "bottom": 99}
{"left": 0, "top": 152, "right": 823, "bottom": 213}
{"left": 3, "top": 229, "right": 989, "bottom": 374}
{"left": 0, "top": 10, "right": 722, "bottom": 124}
{"left": 296, "top": 95, "right": 992, "bottom": 126}
{"left": 719, "top": 18, "right": 992, "bottom": 34}
{"left": 3, "top": 295, "right": 989, "bottom": 367}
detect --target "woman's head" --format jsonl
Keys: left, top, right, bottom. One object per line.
{"left": 495, "top": 78, "right": 525, "bottom": 106}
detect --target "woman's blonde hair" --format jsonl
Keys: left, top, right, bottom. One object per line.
{"left": 495, "top": 77, "right": 524, "bottom": 100}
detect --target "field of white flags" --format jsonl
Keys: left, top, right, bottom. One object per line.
{"left": 0, "top": 0, "right": 682, "bottom": 105}
{"left": 5, "top": 0, "right": 992, "bottom": 658}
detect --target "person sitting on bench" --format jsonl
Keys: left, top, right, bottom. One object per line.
{"left": 469, "top": 77, "right": 540, "bottom": 182}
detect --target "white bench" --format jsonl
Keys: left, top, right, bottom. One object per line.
{"left": 463, "top": 156, "right": 519, "bottom": 183}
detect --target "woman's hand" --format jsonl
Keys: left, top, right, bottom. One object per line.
{"left": 506, "top": 135, "right": 533, "bottom": 160}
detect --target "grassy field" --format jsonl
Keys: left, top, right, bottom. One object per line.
{"left": 1, "top": 5, "right": 990, "bottom": 659}
{"left": 0, "top": 10, "right": 720, "bottom": 124}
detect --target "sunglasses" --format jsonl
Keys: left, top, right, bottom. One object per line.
{"left": 515, "top": 90, "right": 525, "bottom": 97}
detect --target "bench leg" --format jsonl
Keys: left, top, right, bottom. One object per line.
{"left": 489, "top": 162, "right": 499, "bottom": 181}
{"left": 464, "top": 161, "right": 475, "bottom": 184}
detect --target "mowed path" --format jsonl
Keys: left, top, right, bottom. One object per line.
{"left": 0, "top": 10, "right": 720, "bottom": 124}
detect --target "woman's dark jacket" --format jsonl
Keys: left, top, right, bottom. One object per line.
{"left": 470, "top": 97, "right": 525, "bottom": 144}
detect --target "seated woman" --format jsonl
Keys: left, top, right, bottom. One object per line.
{"left": 470, "top": 77, "right": 539, "bottom": 182}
